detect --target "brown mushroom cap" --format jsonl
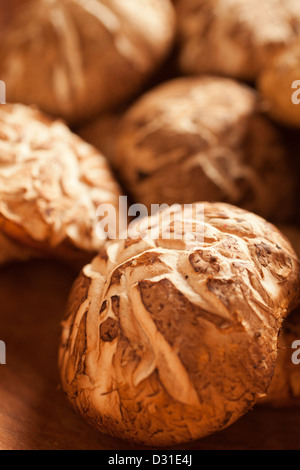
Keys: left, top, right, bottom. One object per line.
{"left": 176, "top": 0, "right": 300, "bottom": 81}
{"left": 59, "top": 202, "right": 300, "bottom": 446}
{"left": 114, "top": 76, "right": 297, "bottom": 223}
{"left": 0, "top": 103, "right": 122, "bottom": 265}
{"left": 0, "top": 0, "right": 175, "bottom": 124}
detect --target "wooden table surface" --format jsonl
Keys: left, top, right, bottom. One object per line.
{"left": 0, "top": 259, "right": 299, "bottom": 450}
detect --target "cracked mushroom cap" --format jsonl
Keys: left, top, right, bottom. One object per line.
{"left": 59, "top": 202, "right": 300, "bottom": 446}
{"left": 0, "top": 103, "right": 123, "bottom": 265}
{"left": 0, "top": 0, "right": 175, "bottom": 124}
{"left": 258, "top": 38, "right": 300, "bottom": 128}
{"left": 175, "top": 0, "right": 300, "bottom": 81}
{"left": 114, "top": 76, "right": 297, "bottom": 223}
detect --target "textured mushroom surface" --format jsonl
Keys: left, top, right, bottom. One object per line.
{"left": 0, "top": 0, "right": 175, "bottom": 124}
{"left": 114, "top": 77, "right": 297, "bottom": 223}
{"left": 258, "top": 39, "right": 300, "bottom": 128}
{"left": 263, "top": 226, "right": 300, "bottom": 406}
{"left": 0, "top": 104, "right": 122, "bottom": 264}
{"left": 176, "top": 0, "right": 300, "bottom": 80}
{"left": 59, "top": 203, "right": 300, "bottom": 446}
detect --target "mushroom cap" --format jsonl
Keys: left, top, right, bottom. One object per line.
{"left": 0, "top": 0, "right": 175, "bottom": 124}
{"left": 114, "top": 76, "right": 297, "bottom": 223}
{"left": 176, "top": 0, "right": 300, "bottom": 80}
{"left": 59, "top": 202, "right": 300, "bottom": 445}
{"left": 0, "top": 103, "right": 122, "bottom": 264}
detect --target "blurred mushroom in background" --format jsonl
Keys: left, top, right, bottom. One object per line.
{"left": 175, "top": 0, "right": 300, "bottom": 81}
{"left": 113, "top": 77, "right": 298, "bottom": 224}
{"left": 0, "top": 0, "right": 175, "bottom": 125}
